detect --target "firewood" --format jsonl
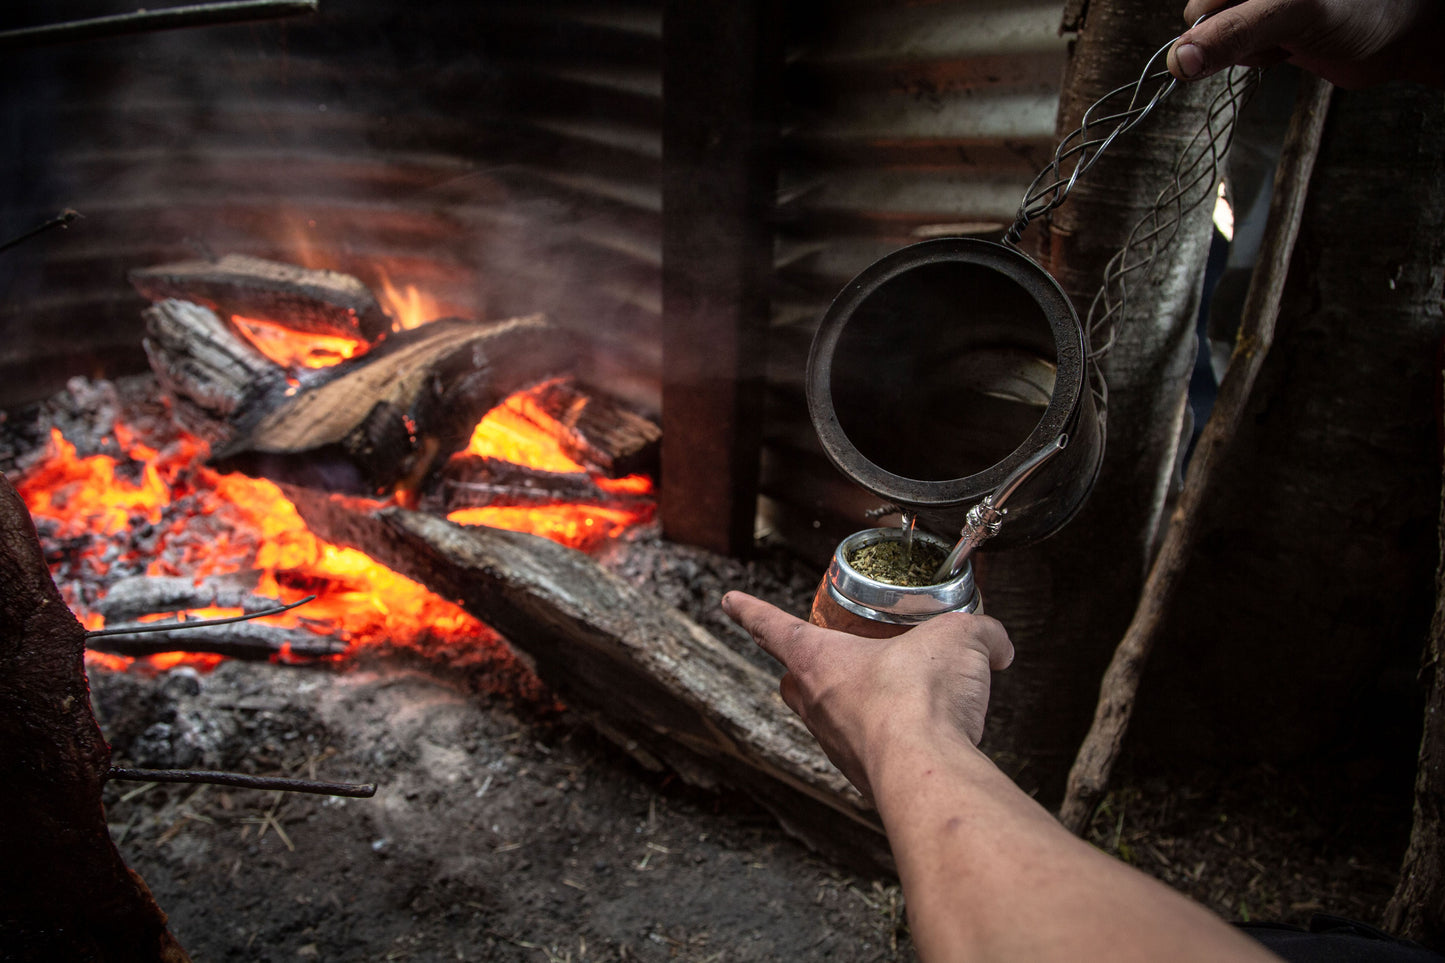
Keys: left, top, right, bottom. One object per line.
{"left": 505, "top": 379, "right": 660, "bottom": 478}
{"left": 94, "top": 571, "right": 266, "bottom": 624}
{"left": 283, "top": 485, "right": 892, "bottom": 872}
{"left": 141, "top": 299, "right": 291, "bottom": 447}
{"left": 87, "top": 620, "right": 347, "bottom": 661}
{"left": 204, "top": 314, "right": 577, "bottom": 495}
{"left": 0, "top": 470, "right": 189, "bottom": 960}
{"left": 130, "top": 253, "right": 391, "bottom": 341}
{"left": 425, "top": 455, "right": 653, "bottom": 512}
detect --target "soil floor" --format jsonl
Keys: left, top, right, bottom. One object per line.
{"left": 4, "top": 377, "right": 1419, "bottom": 961}
{"left": 89, "top": 632, "right": 1412, "bottom": 963}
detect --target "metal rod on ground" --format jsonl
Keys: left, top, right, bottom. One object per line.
{"left": 0, "top": 0, "right": 318, "bottom": 51}
{"left": 86, "top": 594, "right": 316, "bottom": 639}
{"left": 106, "top": 767, "right": 376, "bottom": 798}
{"left": 1057, "top": 73, "right": 1335, "bottom": 836}
{"left": 0, "top": 210, "right": 81, "bottom": 255}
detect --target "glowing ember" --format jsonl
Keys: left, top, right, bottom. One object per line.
{"left": 16, "top": 379, "right": 654, "bottom": 674}
{"left": 15, "top": 426, "right": 490, "bottom": 672}
{"left": 465, "top": 406, "right": 587, "bottom": 473}
{"left": 232, "top": 315, "right": 368, "bottom": 369}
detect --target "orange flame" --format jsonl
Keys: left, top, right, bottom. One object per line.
{"left": 232, "top": 315, "right": 367, "bottom": 369}
{"left": 376, "top": 269, "right": 444, "bottom": 331}
{"left": 20, "top": 382, "right": 654, "bottom": 673}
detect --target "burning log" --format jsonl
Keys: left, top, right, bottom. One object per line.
{"left": 141, "top": 299, "right": 292, "bottom": 446}
{"left": 215, "top": 315, "right": 576, "bottom": 492}
{"left": 0, "top": 470, "right": 189, "bottom": 961}
{"left": 130, "top": 253, "right": 391, "bottom": 341}
{"left": 426, "top": 455, "right": 653, "bottom": 513}
{"left": 88, "top": 620, "right": 347, "bottom": 661}
{"left": 285, "top": 487, "right": 892, "bottom": 871}
{"left": 504, "top": 379, "right": 661, "bottom": 478}
{"left": 141, "top": 293, "right": 578, "bottom": 494}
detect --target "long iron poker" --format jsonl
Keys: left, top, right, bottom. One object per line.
{"left": 933, "top": 434, "right": 1069, "bottom": 583}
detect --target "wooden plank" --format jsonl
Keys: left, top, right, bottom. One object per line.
{"left": 659, "top": 0, "right": 780, "bottom": 554}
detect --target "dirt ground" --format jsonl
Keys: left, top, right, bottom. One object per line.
{"left": 87, "top": 577, "right": 1411, "bottom": 963}
{"left": 4, "top": 377, "right": 1417, "bottom": 961}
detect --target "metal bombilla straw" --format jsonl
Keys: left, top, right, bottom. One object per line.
{"left": 932, "top": 434, "right": 1069, "bottom": 582}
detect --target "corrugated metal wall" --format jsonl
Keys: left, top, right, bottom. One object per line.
{"left": 1, "top": 0, "right": 1067, "bottom": 560}
{"left": 762, "top": 0, "right": 1069, "bottom": 558}
{"left": 0, "top": 0, "right": 663, "bottom": 415}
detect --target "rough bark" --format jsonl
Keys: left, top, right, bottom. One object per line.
{"left": 1058, "top": 75, "right": 1333, "bottom": 834}
{"left": 1384, "top": 384, "right": 1445, "bottom": 947}
{"left": 977, "top": 0, "right": 1228, "bottom": 802}
{"left": 1131, "top": 82, "right": 1445, "bottom": 768}
{"left": 284, "top": 486, "right": 892, "bottom": 873}
{"left": 0, "top": 471, "right": 189, "bottom": 961}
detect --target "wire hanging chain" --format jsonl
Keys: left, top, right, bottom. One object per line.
{"left": 1084, "top": 65, "right": 1260, "bottom": 365}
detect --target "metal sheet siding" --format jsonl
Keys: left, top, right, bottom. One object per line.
{"left": 762, "top": 0, "right": 1069, "bottom": 556}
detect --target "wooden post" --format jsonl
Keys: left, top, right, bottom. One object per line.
{"left": 659, "top": 0, "right": 780, "bottom": 555}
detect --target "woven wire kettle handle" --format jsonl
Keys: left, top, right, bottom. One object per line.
{"left": 1003, "top": 19, "right": 1206, "bottom": 246}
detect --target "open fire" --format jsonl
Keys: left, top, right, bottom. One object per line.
{"left": 14, "top": 260, "right": 657, "bottom": 675}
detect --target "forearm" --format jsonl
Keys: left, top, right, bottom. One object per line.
{"left": 870, "top": 736, "right": 1280, "bottom": 963}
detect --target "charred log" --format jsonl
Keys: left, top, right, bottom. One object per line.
{"left": 141, "top": 299, "right": 292, "bottom": 447}
{"left": 0, "top": 471, "right": 189, "bottom": 961}
{"left": 144, "top": 308, "right": 577, "bottom": 495}
{"left": 505, "top": 379, "right": 660, "bottom": 478}
{"left": 284, "top": 486, "right": 892, "bottom": 872}
{"left": 88, "top": 620, "right": 347, "bottom": 661}
{"left": 426, "top": 455, "right": 653, "bottom": 513}
{"left": 93, "top": 571, "right": 266, "bottom": 623}
{"left": 129, "top": 253, "right": 391, "bottom": 341}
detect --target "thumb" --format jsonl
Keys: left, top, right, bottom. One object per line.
{"left": 1170, "top": 2, "right": 1301, "bottom": 79}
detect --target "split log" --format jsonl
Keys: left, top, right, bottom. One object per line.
{"left": 143, "top": 304, "right": 577, "bottom": 494}
{"left": 141, "top": 299, "right": 291, "bottom": 447}
{"left": 426, "top": 455, "right": 654, "bottom": 513}
{"left": 0, "top": 470, "right": 189, "bottom": 961}
{"left": 505, "top": 379, "right": 661, "bottom": 478}
{"left": 88, "top": 620, "right": 348, "bottom": 661}
{"left": 130, "top": 253, "right": 391, "bottom": 341}
{"left": 284, "top": 486, "right": 892, "bottom": 872}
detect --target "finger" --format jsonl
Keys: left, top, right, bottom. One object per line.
{"left": 1182, "top": 0, "right": 1237, "bottom": 24}
{"left": 720, "top": 591, "right": 816, "bottom": 667}
{"left": 1172, "top": 0, "right": 1312, "bottom": 79}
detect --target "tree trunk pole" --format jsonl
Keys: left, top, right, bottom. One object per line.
{"left": 980, "top": 0, "right": 1233, "bottom": 803}
{"left": 1058, "top": 74, "right": 1333, "bottom": 834}
{"left": 1383, "top": 374, "right": 1445, "bottom": 948}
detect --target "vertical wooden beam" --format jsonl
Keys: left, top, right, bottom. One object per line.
{"left": 660, "top": 0, "right": 779, "bottom": 555}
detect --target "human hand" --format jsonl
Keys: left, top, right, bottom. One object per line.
{"left": 1167, "top": 0, "right": 1445, "bottom": 88}
{"left": 720, "top": 591, "right": 1014, "bottom": 802}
